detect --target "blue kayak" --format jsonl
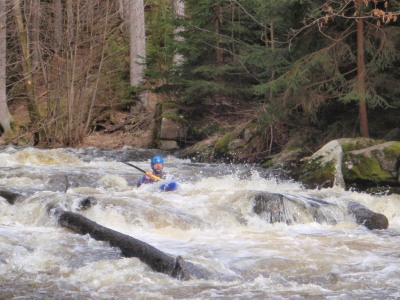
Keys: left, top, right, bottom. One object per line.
{"left": 159, "top": 181, "right": 179, "bottom": 192}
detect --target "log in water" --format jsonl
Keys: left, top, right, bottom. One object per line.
{"left": 48, "top": 206, "right": 211, "bottom": 281}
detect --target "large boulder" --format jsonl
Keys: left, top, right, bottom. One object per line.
{"left": 298, "top": 138, "right": 400, "bottom": 193}
{"left": 298, "top": 140, "right": 345, "bottom": 189}
{"left": 251, "top": 191, "right": 388, "bottom": 230}
{"left": 159, "top": 118, "right": 187, "bottom": 141}
{"left": 342, "top": 141, "right": 400, "bottom": 184}
{"left": 154, "top": 102, "right": 188, "bottom": 150}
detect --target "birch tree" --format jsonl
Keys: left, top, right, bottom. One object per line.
{"left": 130, "top": 0, "right": 146, "bottom": 86}
{"left": 172, "top": 0, "right": 185, "bottom": 65}
{"left": 0, "top": 0, "right": 12, "bottom": 136}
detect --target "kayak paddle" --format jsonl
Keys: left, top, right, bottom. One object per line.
{"left": 122, "top": 161, "right": 163, "bottom": 181}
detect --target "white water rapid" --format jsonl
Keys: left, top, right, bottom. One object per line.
{"left": 1, "top": 146, "right": 400, "bottom": 299}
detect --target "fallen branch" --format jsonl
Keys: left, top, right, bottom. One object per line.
{"left": 104, "top": 115, "right": 148, "bottom": 133}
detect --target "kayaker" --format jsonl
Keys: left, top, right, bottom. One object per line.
{"left": 136, "top": 156, "right": 167, "bottom": 187}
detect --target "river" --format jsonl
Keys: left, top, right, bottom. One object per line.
{"left": 0, "top": 146, "right": 400, "bottom": 299}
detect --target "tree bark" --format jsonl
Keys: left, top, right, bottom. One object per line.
{"left": 172, "top": 0, "right": 185, "bottom": 65}
{"left": 356, "top": 0, "right": 369, "bottom": 138}
{"left": 30, "top": 0, "right": 40, "bottom": 71}
{"left": 0, "top": 0, "right": 12, "bottom": 136}
{"left": 129, "top": 0, "right": 146, "bottom": 86}
{"left": 52, "top": 0, "right": 63, "bottom": 54}
{"left": 12, "top": 0, "right": 40, "bottom": 143}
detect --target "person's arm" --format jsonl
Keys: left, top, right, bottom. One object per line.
{"left": 136, "top": 175, "right": 146, "bottom": 187}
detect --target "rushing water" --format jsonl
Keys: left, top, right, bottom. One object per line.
{"left": 1, "top": 146, "right": 400, "bottom": 300}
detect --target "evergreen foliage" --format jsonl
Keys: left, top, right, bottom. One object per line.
{"left": 144, "top": 0, "right": 400, "bottom": 156}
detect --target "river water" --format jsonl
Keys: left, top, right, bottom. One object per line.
{"left": 0, "top": 146, "right": 400, "bottom": 299}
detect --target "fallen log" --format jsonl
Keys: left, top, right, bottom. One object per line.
{"left": 48, "top": 206, "right": 211, "bottom": 280}
{"left": 0, "top": 187, "right": 40, "bottom": 204}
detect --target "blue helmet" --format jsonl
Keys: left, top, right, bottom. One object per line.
{"left": 151, "top": 156, "right": 164, "bottom": 170}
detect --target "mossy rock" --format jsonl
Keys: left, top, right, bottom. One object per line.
{"left": 342, "top": 141, "right": 400, "bottom": 184}
{"left": 298, "top": 140, "right": 345, "bottom": 189}
{"left": 343, "top": 154, "right": 393, "bottom": 182}
{"left": 339, "top": 137, "right": 385, "bottom": 153}
{"left": 176, "top": 136, "right": 218, "bottom": 162}
{"left": 214, "top": 133, "right": 233, "bottom": 154}
{"left": 160, "top": 102, "right": 180, "bottom": 110}
{"left": 160, "top": 112, "right": 189, "bottom": 126}
{"left": 262, "top": 159, "right": 274, "bottom": 168}
{"left": 299, "top": 160, "right": 337, "bottom": 189}
{"left": 383, "top": 142, "right": 400, "bottom": 161}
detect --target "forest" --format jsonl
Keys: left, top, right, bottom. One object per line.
{"left": 0, "top": 0, "right": 399, "bottom": 163}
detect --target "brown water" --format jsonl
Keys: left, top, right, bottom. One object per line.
{"left": 0, "top": 147, "right": 400, "bottom": 300}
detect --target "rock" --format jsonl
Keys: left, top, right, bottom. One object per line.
{"left": 298, "top": 140, "right": 345, "bottom": 189}
{"left": 76, "top": 196, "right": 98, "bottom": 211}
{"left": 251, "top": 191, "right": 388, "bottom": 230}
{"left": 175, "top": 136, "right": 218, "bottom": 162}
{"left": 0, "top": 190, "right": 23, "bottom": 204}
{"left": 383, "top": 128, "right": 400, "bottom": 141}
{"left": 159, "top": 118, "right": 187, "bottom": 140}
{"left": 159, "top": 140, "right": 180, "bottom": 150}
{"left": 298, "top": 138, "right": 400, "bottom": 193}
{"left": 347, "top": 201, "right": 388, "bottom": 230}
{"left": 252, "top": 191, "right": 338, "bottom": 225}
{"left": 342, "top": 141, "right": 400, "bottom": 185}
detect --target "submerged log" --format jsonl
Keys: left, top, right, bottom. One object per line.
{"left": 0, "top": 187, "right": 43, "bottom": 204}
{"left": 49, "top": 206, "right": 210, "bottom": 280}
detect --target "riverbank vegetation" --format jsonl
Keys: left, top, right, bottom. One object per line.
{"left": 2, "top": 0, "right": 400, "bottom": 164}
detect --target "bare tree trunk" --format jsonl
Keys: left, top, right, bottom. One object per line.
{"left": 30, "top": 0, "right": 40, "bottom": 71}
{"left": 130, "top": 0, "right": 146, "bottom": 86}
{"left": 12, "top": 0, "right": 40, "bottom": 144}
{"left": 84, "top": 0, "right": 110, "bottom": 132}
{"left": 0, "top": 0, "right": 12, "bottom": 136}
{"left": 66, "top": 0, "right": 79, "bottom": 145}
{"left": 356, "top": 14, "right": 369, "bottom": 137}
{"left": 66, "top": 0, "right": 74, "bottom": 45}
{"left": 118, "top": 0, "right": 130, "bottom": 21}
{"left": 52, "top": 0, "right": 63, "bottom": 54}
{"left": 172, "top": 0, "right": 185, "bottom": 65}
